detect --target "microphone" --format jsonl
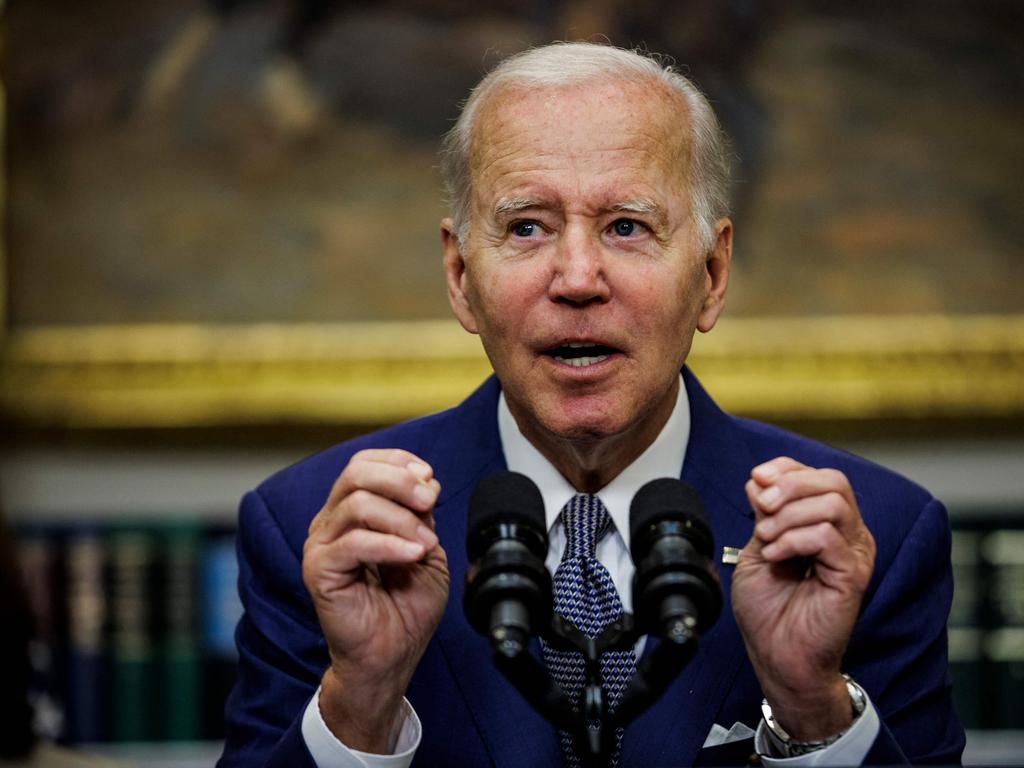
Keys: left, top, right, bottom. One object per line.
{"left": 464, "top": 471, "right": 552, "bottom": 657}
{"left": 629, "top": 479, "right": 722, "bottom": 644}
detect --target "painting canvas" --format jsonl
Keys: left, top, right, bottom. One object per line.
{"left": 3, "top": 0, "right": 1022, "bottom": 427}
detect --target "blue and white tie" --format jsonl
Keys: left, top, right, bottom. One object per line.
{"left": 542, "top": 494, "right": 637, "bottom": 767}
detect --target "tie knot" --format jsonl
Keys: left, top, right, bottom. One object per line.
{"left": 560, "top": 494, "right": 612, "bottom": 560}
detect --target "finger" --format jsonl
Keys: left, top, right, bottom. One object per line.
{"left": 760, "top": 521, "right": 855, "bottom": 573}
{"left": 319, "top": 490, "right": 440, "bottom": 546}
{"left": 324, "top": 449, "right": 435, "bottom": 510}
{"left": 311, "top": 478, "right": 441, "bottom": 545}
{"left": 745, "top": 478, "right": 770, "bottom": 523}
{"left": 754, "top": 491, "right": 862, "bottom": 545}
{"left": 750, "top": 456, "right": 807, "bottom": 486}
{"left": 310, "top": 528, "right": 426, "bottom": 576}
{"left": 752, "top": 468, "right": 857, "bottom": 517}
{"left": 314, "top": 458, "right": 440, "bottom": 534}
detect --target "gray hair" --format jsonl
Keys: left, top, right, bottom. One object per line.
{"left": 439, "top": 42, "right": 732, "bottom": 252}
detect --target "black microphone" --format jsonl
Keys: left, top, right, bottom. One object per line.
{"left": 629, "top": 479, "right": 722, "bottom": 644}
{"left": 464, "top": 471, "right": 552, "bottom": 657}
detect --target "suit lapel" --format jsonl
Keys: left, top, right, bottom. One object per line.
{"left": 429, "top": 377, "right": 562, "bottom": 767}
{"left": 619, "top": 369, "right": 757, "bottom": 766}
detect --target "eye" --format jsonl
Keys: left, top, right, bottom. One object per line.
{"left": 510, "top": 221, "right": 539, "bottom": 238}
{"left": 610, "top": 218, "right": 640, "bottom": 237}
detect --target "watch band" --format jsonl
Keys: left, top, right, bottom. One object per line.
{"left": 760, "top": 674, "right": 867, "bottom": 758}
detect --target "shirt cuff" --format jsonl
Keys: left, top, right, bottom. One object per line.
{"left": 301, "top": 685, "right": 422, "bottom": 768}
{"left": 755, "top": 691, "right": 880, "bottom": 767}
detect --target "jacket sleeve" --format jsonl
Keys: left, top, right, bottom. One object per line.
{"left": 217, "top": 488, "right": 327, "bottom": 768}
{"left": 849, "top": 497, "right": 966, "bottom": 764}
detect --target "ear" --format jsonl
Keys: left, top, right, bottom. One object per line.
{"left": 696, "top": 218, "right": 732, "bottom": 333}
{"left": 441, "top": 218, "right": 480, "bottom": 334}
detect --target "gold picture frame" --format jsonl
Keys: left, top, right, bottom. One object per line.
{"left": 3, "top": 314, "right": 1023, "bottom": 430}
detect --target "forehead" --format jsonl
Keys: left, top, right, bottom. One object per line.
{"left": 468, "top": 77, "right": 691, "bottom": 207}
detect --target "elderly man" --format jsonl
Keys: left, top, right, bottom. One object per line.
{"left": 218, "top": 43, "right": 964, "bottom": 767}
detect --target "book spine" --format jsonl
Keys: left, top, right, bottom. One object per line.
{"left": 109, "top": 528, "right": 158, "bottom": 742}
{"left": 160, "top": 524, "right": 203, "bottom": 741}
{"left": 65, "top": 527, "right": 108, "bottom": 744}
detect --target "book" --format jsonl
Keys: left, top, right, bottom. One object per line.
{"left": 108, "top": 526, "right": 158, "bottom": 742}
{"left": 159, "top": 522, "right": 204, "bottom": 741}
{"left": 64, "top": 526, "right": 108, "bottom": 744}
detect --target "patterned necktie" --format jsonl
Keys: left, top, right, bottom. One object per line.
{"left": 542, "top": 494, "right": 637, "bottom": 767}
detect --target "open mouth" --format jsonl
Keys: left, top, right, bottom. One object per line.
{"left": 544, "top": 342, "right": 620, "bottom": 368}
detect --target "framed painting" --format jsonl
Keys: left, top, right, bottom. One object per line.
{"left": 2, "top": 0, "right": 1022, "bottom": 430}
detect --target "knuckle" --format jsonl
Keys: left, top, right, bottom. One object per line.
{"left": 345, "top": 489, "right": 377, "bottom": 521}
{"left": 822, "top": 467, "right": 850, "bottom": 490}
{"left": 386, "top": 448, "right": 413, "bottom": 465}
{"left": 824, "top": 491, "right": 846, "bottom": 520}
{"left": 814, "top": 520, "right": 835, "bottom": 543}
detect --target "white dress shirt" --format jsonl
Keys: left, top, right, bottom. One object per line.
{"left": 302, "top": 375, "right": 878, "bottom": 766}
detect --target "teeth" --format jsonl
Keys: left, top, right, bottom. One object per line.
{"left": 553, "top": 354, "right": 609, "bottom": 367}
{"left": 566, "top": 342, "right": 598, "bottom": 348}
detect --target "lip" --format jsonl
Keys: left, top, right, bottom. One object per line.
{"left": 542, "top": 353, "right": 622, "bottom": 373}
{"left": 536, "top": 338, "right": 625, "bottom": 374}
{"left": 537, "top": 336, "right": 623, "bottom": 353}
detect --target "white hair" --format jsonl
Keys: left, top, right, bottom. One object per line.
{"left": 439, "top": 42, "right": 732, "bottom": 252}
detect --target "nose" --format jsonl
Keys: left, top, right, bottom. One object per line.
{"left": 548, "top": 225, "right": 610, "bottom": 306}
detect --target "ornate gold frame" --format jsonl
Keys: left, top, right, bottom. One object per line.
{"left": 2, "top": 315, "right": 1023, "bottom": 430}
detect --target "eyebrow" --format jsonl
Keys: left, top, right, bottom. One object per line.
{"left": 609, "top": 198, "right": 658, "bottom": 214}
{"left": 493, "top": 197, "right": 549, "bottom": 216}
{"left": 608, "top": 198, "right": 668, "bottom": 227}
{"left": 491, "top": 196, "right": 668, "bottom": 225}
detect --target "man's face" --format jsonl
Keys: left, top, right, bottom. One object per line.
{"left": 443, "top": 77, "right": 731, "bottom": 452}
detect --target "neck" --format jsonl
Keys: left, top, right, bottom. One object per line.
{"left": 509, "top": 378, "right": 679, "bottom": 493}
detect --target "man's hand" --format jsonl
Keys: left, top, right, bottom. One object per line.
{"left": 302, "top": 449, "right": 450, "bottom": 753}
{"left": 731, "top": 457, "right": 875, "bottom": 741}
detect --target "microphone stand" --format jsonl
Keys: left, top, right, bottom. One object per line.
{"left": 488, "top": 612, "right": 700, "bottom": 768}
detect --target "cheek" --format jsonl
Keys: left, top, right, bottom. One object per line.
{"left": 463, "top": 271, "right": 525, "bottom": 341}
{"left": 632, "top": 266, "right": 706, "bottom": 336}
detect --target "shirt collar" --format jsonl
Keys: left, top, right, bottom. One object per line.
{"left": 497, "top": 375, "right": 691, "bottom": 551}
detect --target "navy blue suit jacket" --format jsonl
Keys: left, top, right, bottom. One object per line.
{"left": 219, "top": 370, "right": 964, "bottom": 766}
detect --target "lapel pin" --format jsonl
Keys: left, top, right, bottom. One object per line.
{"left": 721, "top": 546, "right": 742, "bottom": 565}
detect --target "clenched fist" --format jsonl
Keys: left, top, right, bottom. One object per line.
{"left": 303, "top": 448, "right": 449, "bottom": 753}
{"left": 731, "top": 456, "right": 876, "bottom": 741}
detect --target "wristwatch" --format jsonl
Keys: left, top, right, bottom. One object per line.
{"left": 760, "top": 674, "right": 867, "bottom": 758}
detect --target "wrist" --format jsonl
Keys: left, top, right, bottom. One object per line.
{"left": 763, "top": 673, "right": 854, "bottom": 741}
{"left": 319, "top": 665, "right": 406, "bottom": 753}
{"left": 761, "top": 674, "right": 868, "bottom": 756}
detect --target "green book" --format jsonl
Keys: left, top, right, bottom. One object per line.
{"left": 108, "top": 525, "right": 158, "bottom": 742}
{"left": 159, "top": 522, "right": 203, "bottom": 741}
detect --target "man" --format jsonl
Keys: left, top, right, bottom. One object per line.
{"left": 219, "top": 43, "right": 964, "bottom": 767}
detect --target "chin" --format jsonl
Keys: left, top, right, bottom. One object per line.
{"left": 538, "top": 405, "right": 630, "bottom": 444}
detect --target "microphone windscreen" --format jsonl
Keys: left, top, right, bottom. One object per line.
{"left": 467, "top": 471, "right": 547, "bottom": 560}
{"left": 629, "top": 478, "right": 712, "bottom": 558}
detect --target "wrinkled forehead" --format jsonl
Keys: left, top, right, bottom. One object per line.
{"left": 467, "top": 76, "right": 693, "bottom": 190}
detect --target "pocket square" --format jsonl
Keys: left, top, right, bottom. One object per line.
{"left": 703, "top": 721, "right": 756, "bottom": 748}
